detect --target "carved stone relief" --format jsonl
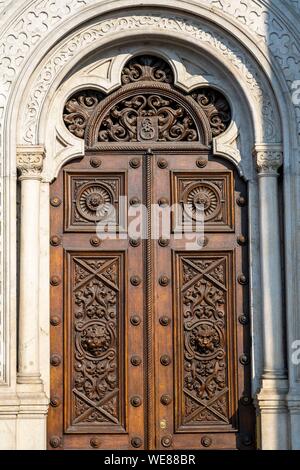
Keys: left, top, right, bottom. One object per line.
{"left": 19, "top": 12, "right": 279, "bottom": 146}
{"left": 64, "top": 171, "right": 125, "bottom": 231}
{"left": 253, "top": 144, "right": 283, "bottom": 175}
{"left": 172, "top": 171, "right": 234, "bottom": 232}
{"left": 16, "top": 145, "right": 45, "bottom": 180}
{"left": 175, "top": 253, "right": 233, "bottom": 429}
{"left": 0, "top": 1, "right": 11, "bottom": 15}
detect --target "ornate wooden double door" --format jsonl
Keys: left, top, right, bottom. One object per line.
{"left": 48, "top": 55, "right": 254, "bottom": 450}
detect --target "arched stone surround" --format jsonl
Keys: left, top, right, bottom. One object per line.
{"left": 0, "top": 0, "right": 299, "bottom": 450}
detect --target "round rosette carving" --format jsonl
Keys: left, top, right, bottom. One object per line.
{"left": 76, "top": 182, "right": 114, "bottom": 222}
{"left": 182, "top": 182, "right": 221, "bottom": 222}
{"left": 185, "top": 320, "right": 224, "bottom": 361}
{"left": 75, "top": 320, "right": 115, "bottom": 360}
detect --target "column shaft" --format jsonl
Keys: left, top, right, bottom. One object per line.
{"left": 18, "top": 178, "right": 41, "bottom": 383}
{"left": 258, "top": 174, "right": 285, "bottom": 376}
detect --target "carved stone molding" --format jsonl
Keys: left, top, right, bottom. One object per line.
{"left": 17, "top": 145, "right": 45, "bottom": 180}
{"left": 212, "top": 121, "right": 246, "bottom": 177}
{"left": 21, "top": 12, "right": 278, "bottom": 146}
{"left": 254, "top": 144, "right": 283, "bottom": 176}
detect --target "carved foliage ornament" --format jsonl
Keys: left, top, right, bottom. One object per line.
{"left": 254, "top": 145, "right": 283, "bottom": 175}
{"left": 63, "top": 90, "right": 104, "bottom": 139}
{"left": 63, "top": 55, "right": 231, "bottom": 144}
{"left": 20, "top": 12, "right": 282, "bottom": 147}
{"left": 64, "top": 171, "right": 124, "bottom": 231}
{"left": 121, "top": 55, "right": 173, "bottom": 84}
{"left": 191, "top": 89, "right": 231, "bottom": 138}
{"left": 178, "top": 254, "right": 231, "bottom": 427}
{"left": 173, "top": 172, "right": 234, "bottom": 232}
{"left": 98, "top": 92, "right": 198, "bottom": 143}
{"left": 17, "top": 145, "right": 45, "bottom": 180}
{"left": 70, "top": 254, "right": 124, "bottom": 428}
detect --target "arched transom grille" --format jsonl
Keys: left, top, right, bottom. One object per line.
{"left": 63, "top": 55, "right": 231, "bottom": 145}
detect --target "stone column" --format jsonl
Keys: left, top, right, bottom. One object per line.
{"left": 17, "top": 145, "right": 45, "bottom": 385}
{"left": 254, "top": 143, "right": 289, "bottom": 449}
{"left": 16, "top": 145, "right": 48, "bottom": 450}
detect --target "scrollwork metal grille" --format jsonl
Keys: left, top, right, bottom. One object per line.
{"left": 121, "top": 55, "right": 173, "bottom": 84}
{"left": 63, "top": 55, "right": 231, "bottom": 143}
{"left": 98, "top": 93, "right": 198, "bottom": 143}
{"left": 191, "top": 88, "right": 231, "bottom": 137}
{"left": 63, "top": 90, "right": 104, "bottom": 139}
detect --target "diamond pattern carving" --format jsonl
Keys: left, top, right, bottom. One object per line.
{"left": 175, "top": 253, "right": 235, "bottom": 430}
{"left": 66, "top": 253, "right": 125, "bottom": 431}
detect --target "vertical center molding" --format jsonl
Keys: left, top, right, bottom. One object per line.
{"left": 144, "top": 149, "right": 155, "bottom": 449}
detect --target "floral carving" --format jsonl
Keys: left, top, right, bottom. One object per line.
{"left": 98, "top": 92, "right": 198, "bottom": 143}
{"left": 19, "top": 11, "right": 282, "bottom": 148}
{"left": 122, "top": 55, "right": 173, "bottom": 84}
{"left": 191, "top": 88, "right": 231, "bottom": 137}
{"left": 0, "top": 0, "right": 299, "bottom": 393}
{"left": 254, "top": 144, "right": 283, "bottom": 175}
{"left": 63, "top": 90, "right": 103, "bottom": 138}
{"left": 178, "top": 255, "right": 230, "bottom": 426}
{"left": 184, "top": 183, "right": 221, "bottom": 222}
{"left": 64, "top": 57, "right": 231, "bottom": 144}
{"left": 65, "top": 173, "right": 123, "bottom": 230}
{"left": 76, "top": 182, "right": 113, "bottom": 221}
{"left": 70, "top": 255, "right": 123, "bottom": 427}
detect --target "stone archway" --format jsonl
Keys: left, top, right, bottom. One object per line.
{"left": 1, "top": 0, "right": 299, "bottom": 450}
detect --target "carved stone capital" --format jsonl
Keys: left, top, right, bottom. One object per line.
{"left": 253, "top": 144, "right": 283, "bottom": 176}
{"left": 17, "top": 145, "right": 45, "bottom": 180}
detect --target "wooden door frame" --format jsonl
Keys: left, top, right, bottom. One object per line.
{"left": 47, "top": 58, "right": 256, "bottom": 448}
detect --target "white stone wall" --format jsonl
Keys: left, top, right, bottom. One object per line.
{"left": 0, "top": 0, "right": 300, "bottom": 449}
